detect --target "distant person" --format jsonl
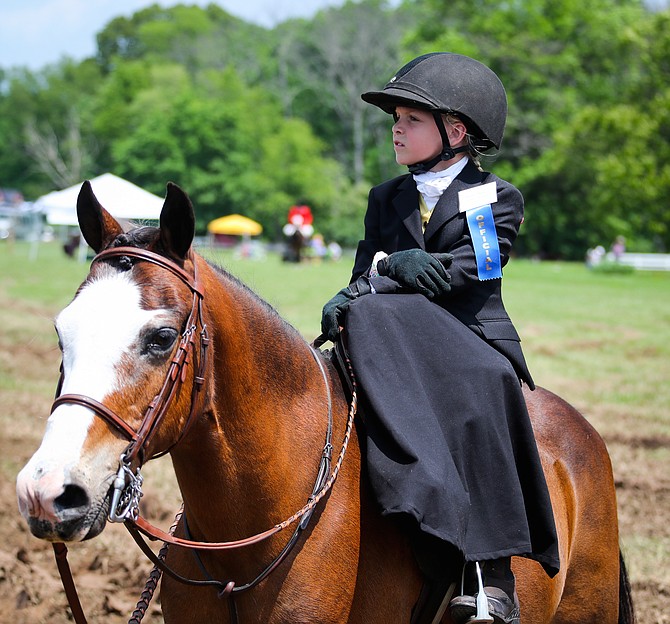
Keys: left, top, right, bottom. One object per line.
{"left": 611, "top": 235, "right": 626, "bottom": 261}
{"left": 327, "top": 240, "right": 342, "bottom": 262}
{"left": 319, "top": 53, "right": 559, "bottom": 624}
{"left": 310, "top": 233, "right": 328, "bottom": 261}
{"left": 586, "top": 245, "right": 606, "bottom": 268}
{"left": 282, "top": 204, "right": 314, "bottom": 263}
{"left": 63, "top": 233, "right": 80, "bottom": 258}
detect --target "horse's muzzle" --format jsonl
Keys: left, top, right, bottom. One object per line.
{"left": 17, "top": 470, "right": 112, "bottom": 542}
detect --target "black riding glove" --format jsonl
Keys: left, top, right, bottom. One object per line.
{"left": 377, "top": 249, "right": 453, "bottom": 299}
{"left": 320, "top": 276, "right": 372, "bottom": 342}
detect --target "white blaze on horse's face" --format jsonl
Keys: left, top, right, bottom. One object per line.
{"left": 16, "top": 268, "right": 164, "bottom": 537}
{"left": 58, "top": 270, "right": 160, "bottom": 398}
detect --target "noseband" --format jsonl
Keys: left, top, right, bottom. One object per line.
{"left": 51, "top": 246, "right": 210, "bottom": 520}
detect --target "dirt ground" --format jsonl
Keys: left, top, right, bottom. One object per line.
{"left": 1, "top": 307, "right": 668, "bottom": 623}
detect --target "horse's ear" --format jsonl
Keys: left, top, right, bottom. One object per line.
{"left": 77, "top": 181, "right": 124, "bottom": 253}
{"left": 159, "top": 182, "right": 195, "bottom": 261}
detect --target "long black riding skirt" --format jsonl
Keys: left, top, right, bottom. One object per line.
{"left": 345, "top": 294, "right": 559, "bottom": 577}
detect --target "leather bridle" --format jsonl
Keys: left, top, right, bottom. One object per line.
{"left": 50, "top": 245, "right": 358, "bottom": 624}
{"left": 52, "top": 246, "right": 210, "bottom": 472}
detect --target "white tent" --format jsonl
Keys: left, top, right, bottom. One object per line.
{"left": 36, "top": 173, "right": 164, "bottom": 226}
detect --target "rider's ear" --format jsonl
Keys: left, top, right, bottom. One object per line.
{"left": 444, "top": 115, "right": 468, "bottom": 146}
{"left": 159, "top": 183, "right": 195, "bottom": 261}
{"left": 77, "top": 181, "right": 124, "bottom": 253}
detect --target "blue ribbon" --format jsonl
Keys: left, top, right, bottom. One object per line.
{"left": 465, "top": 204, "right": 502, "bottom": 280}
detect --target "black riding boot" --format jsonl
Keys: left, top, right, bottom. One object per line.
{"left": 449, "top": 558, "right": 520, "bottom": 624}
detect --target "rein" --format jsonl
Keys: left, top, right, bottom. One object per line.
{"left": 50, "top": 246, "right": 358, "bottom": 624}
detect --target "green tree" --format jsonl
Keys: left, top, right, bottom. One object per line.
{"left": 3, "top": 0, "right": 665, "bottom": 254}
{"left": 270, "top": 0, "right": 411, "bottom": 184}
{"left": 108, "top": 65, "right": 352, "bottom": 238}
{"left": 95, "top": 4, "right": 271, "bottom": 79}
{"left": 405, "top": 0, "right": 667, "bottom": 257}
{"left": 0, "top": 59, "right": 103, "bottom": 197}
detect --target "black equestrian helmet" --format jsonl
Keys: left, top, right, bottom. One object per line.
{"left": 361, "top": 52, "right": 507, "bottom": 151}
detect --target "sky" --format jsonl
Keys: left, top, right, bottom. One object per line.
{"left": 0, "top": 0, "right": 347, "bottom": 70}
{"left": 3, "top": 0, "right": 667, "bottom": 71}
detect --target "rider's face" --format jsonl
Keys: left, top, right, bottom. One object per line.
{"left": 392, "top": 107, "right": 443, "bottom": 168}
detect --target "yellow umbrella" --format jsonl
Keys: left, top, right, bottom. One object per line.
{"left": 207, "top": 214, "right": 263, "bottom": 236}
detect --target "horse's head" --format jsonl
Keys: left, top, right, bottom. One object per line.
{"left": 16, "top": 181, "right": 207, "bottom": 543}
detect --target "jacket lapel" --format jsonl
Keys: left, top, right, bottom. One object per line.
{"left": 392, "top": 175, "right": 424, "bottom": 249}
{"left": 423, "top": 160, "right": 485, "bottom": 242}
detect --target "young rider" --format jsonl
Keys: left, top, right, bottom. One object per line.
{"left": 321, "top": 52, "right": 559, "bottom": 624}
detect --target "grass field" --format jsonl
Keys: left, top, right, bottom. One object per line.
{"left": 1, "top": 239, "right": 669, "bottom": 621}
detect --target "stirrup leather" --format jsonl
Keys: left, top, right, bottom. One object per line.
{"left": 458, "top": 562, "right": 494, "bottom": 623}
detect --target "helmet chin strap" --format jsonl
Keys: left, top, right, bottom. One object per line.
{"left": 408, "top": 111, "right": 468, "bottom": 174}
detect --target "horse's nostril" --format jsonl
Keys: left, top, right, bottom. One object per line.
{"left": 54, "top": 484, "right": 89, "bottom": 511}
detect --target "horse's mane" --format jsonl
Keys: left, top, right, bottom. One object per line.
{"left": 205, "top": 257, "right": 305, "bottom": 344}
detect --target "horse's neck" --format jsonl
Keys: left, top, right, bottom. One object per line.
{"left": 171, "top": 261, "right": 327, "bottom": 541}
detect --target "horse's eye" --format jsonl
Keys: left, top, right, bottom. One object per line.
{"left": 144, "top": 328, "right": 178, "bottom": 355}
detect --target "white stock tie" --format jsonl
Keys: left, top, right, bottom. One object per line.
{"left": 413, "top": 173, "right": 453, "bottom": 210}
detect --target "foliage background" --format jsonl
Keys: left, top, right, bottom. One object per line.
{"left": 1, "top": 0, "right": 669, "bottom": 258}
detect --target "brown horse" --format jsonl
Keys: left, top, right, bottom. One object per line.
{"left": 17, "top": 182, "right": 634, "bottom": 623}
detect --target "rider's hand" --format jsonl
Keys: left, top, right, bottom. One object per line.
{"left": 320, "top": 276, "right": 372, "bottom": 342}
{"left": 377, "top": 249, "right": 453, "bottom": 299}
